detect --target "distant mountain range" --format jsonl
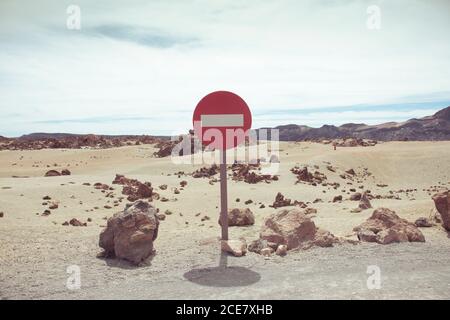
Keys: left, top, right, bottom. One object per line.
{"left": 1, "top": 106, "right": 450, "bottom": 144}
{"left": 258, "top": 106, "right": 450, "bottom": 141}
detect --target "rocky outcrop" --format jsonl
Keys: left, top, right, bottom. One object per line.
{"left": 432, "top": 190, "right": 450, "bottom": 230}
{"left": 353, "top": 208, "right": 425, "bottom": 244}
{"left": 99, "top": 201, "right": 159, "bottom": 265}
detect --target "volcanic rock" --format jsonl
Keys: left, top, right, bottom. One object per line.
{"left": 275, "top": 244, "right": 287, "bottom": 256}
{"left": 99, "top": 200, "right": 159, "bottom": 265}
{"left": 69, "top": 218, "right": 87, "bottom": 226}
{"left": 259, "top": 208, "right": 339, "bottom": 251}
{"left": 350, "top": 192, "right": 362, "bottom": 201}
{"left": 220, "top": 239, "right": 247, "bottom": 257}
{"left": 432, "top": 190, "right": 450, "bottom": 230}
{"left": 112, "top": 174, "right": 154, "bottom": 202}
{"left": 226, "top": 208, "right": 255, "bottom": 226}
{"left": 192, "top": 165, "right": 219, "bottom": 178}
{"left": 353, "top": 208, "right": 425, "bottom": 244}
{"left": 271, "top": 192, "right": 292, "bottom": 208}
{"left": 358, "top": 192, "right": 372, "bottom": 210}
{"left": 414, "top": 217, "right": 433, "bottom": 228}
{"left": 45, "top": 170, "right": 61, "bottom": 177}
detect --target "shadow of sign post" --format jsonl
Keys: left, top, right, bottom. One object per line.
{"left": 183, "top": 252, "right": 261, "bottom": 288}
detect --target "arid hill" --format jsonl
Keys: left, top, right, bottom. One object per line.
{"left": 0, "top": 133, "right": 169, "bottom": 151}
{"left": 258, "top": 106, "right": 450, "bottom": 141}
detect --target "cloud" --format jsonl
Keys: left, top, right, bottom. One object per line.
{"left": 82, "top": 23, "right": 200, "bottom": 48}
{"left": 0, "top": 0, "right": 450, "bottom": 136}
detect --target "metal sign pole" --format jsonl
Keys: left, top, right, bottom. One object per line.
{"left": 220, "top": 148, "right": 228, "bottom": 241}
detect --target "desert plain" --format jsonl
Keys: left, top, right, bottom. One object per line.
{"left": 1, "top": 140, "right": 450, "bottom": 299}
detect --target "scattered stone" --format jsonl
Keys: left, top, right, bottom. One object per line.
{"left": 260, "top": 247, "right": 274, "bottom": 257}
{"left": 304, "top": 208, "right": 317, "bottom": 215}
{"left": 275, "top": 244, "right": 287, "bottom": 256}
{"left": 94, "top": 183, "right": 110, "bottom": 190}
{"left": 192, "top": 165, "right": 219, "bottom": 178}
{"left": 156, "top": 213, "right": 166, "bottom": 221}
{"left": 230, "top": 163, "right": 278, "bottom": 184}
{"left": 99, "top": 200, "right": 159, "bottom": 265}
{"left": 414, "top": 217, "right": 433, "bottom": 228}
{"left": 42, "top": 195, "right": 51, "bottom": 200}
{"left": 45, "top": 170, "right": 61, "bottom": 177}
{"left": 221, "top": 239, "right": 247, "bottom": 257}
{"left": 353, "top": 208, "right": 425, "bottom": 244}
{"left": 159, "top": 184, "right": 168, "bottom": 190}
{"left": 244, "top": 199, "right": 253, "bottom": 205}
{"left": 432, "top": 190, "right": 450, "bottom": 230}
{"left": 42, "top": 209, "right": 51, "bottom": 216}
{"left": 248, "top": 239, "right": 268, "bottom": 254}
{"left": 0, "top": 212, "right": 3, "bottom": 218}
{"left": 180, "top": 180, "right": 187, "bottom": 187}
{"left": 112, "top": 174, "right": 154, "bottom": 202}
{"left": 48, "top": 202, "right": 59, "bottom": 210}
{"left": 271, "top": 192, "right": 291, "bottom": 208}
{"left": 61, "top": 169, "right": 71, "bottom": 176}
{"left": 226, "top": 208, "right": 255, "bottom": 226}
{"left": 332, "top": 195, "right": 342, "bottom": 202}
{"left": 358, "top": 192, "right": 372, "bottom": 210}
{"left": 349, "top": 192, "right": 362, "bottom": 201}
{"left": 345, "top": 169, "right": 356, "bottom": 176}
{"left": 291, "top": 166, "right": 327, "bottom": 185}
{"left": 351, "top": 208, "right": 363, "bottom": 213}
{"left": 69, "top": 218, "right": 87, "bottom": 226}
{"left": 164, "top": 210, "right": 173, "bottom": 215}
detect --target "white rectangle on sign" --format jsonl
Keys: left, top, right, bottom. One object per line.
{"left": 201, "top": 114, "right": 244, "bottom": 127}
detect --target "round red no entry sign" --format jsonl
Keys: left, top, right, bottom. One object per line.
{"left": 193, "top": 91, "right": 252, "bottom": 150}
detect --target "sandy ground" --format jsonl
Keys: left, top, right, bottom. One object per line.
{"left": 1, "top": 141, "right": 449, "bottom": 300}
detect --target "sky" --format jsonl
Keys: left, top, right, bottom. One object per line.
{"left": 1, "top": 0, "right": 450, "bottom": 137}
